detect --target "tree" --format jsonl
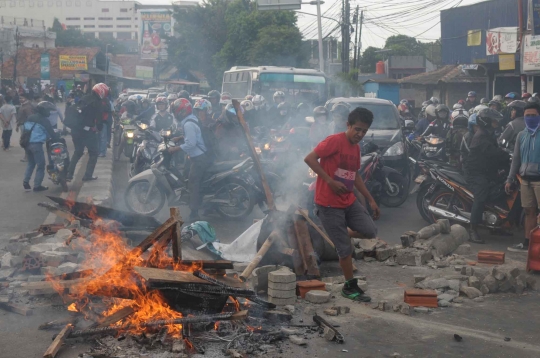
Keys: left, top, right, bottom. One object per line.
{"left": 359, "top": 46, "right": 382, "bottom": 73}
{"left": 168, "top": 0, "right": 308, "bottom": 88}
{"left": 384, "top": 35, "right": 424, "bottom": 56}
{"left": 422, "top": 39, "right": 442, "bottom": 66}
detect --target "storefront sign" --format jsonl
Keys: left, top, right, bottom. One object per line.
{"left": 486, "top": 27, "right": 518, "bottom": 55}
{"left": 40, "top": 53, "right": 50, "bottom": 80}
{"left": 136, "top": 65, "right": 154, "bottom": 79}
{"left": 523, "top": 34, "right": 540, "bottom": 72}
{"left": 467, "top": 30, "right": 481, "bottom": 46}
{"left": 59, "top": 55, "right": 88, "bottom": 71}
{"left": 499, "top": 54, "right": 515, "bottom": 70}
{"left": 139, "top": 10, "right": 173, "bottom": 60}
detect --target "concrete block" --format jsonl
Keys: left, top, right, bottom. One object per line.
{"left": 498, "top": 278, "right": 514, "bottom": 292}
{"left": 395, "top": 248, "right": 432, "bottom": 266}
{"left": 332, "top": 306, "right": 350, "bottom": 315}
{"left": 482, "top": 275, "right": 498, "bottom": 293}
{"left": 376, "top": 248, "right": 396, "bottom": 262}
{"left": 472, "top": 267, "right": 490, "bottom": 281}
{"left": 378, "top": 300, "right": 388, "bottom": 311}
{"left": 268, "top": 268, "right": 296, "bottom": 284}
{"left": 283, "top": 305, "right": 295, "bottom": 314}
{"left": 268, "top": 287, "right": 296, "bottom": 299}
{"left": 430, "top": 225, "right": 469, "bottom": 257}
{"left": 448, "top": 280, "right": 460, "bottom": 292}
{"left": 437, "top": 293, "right": 455, "bottom": 302}
{"left": 454, "top": 244, "right": 471, "bottom": 255}
{"left": 354, "top": 248, "right": 365, "bottom": 260}
{"left": 400, "top": 303, "right": 410, "bottom": 315}
{"left": 358, "top": 239, "right": 378, "bottom": 251}
{"left": 6, "top": 243, "right": 25, "bottom": 256}
{"left": 438, "top": 300, "right": 450, "bottom": 307}
{"left": 268, "top": 296, "right": 296, "bottom": 306}
{"left": 289, "top": 335, "right": 307, "bottom": 346}
{"left": 468, "top": 276, "right": 481, "bottom": 290}
{"left": 249, "top": 265, "right": 283, "bottom": 292}
{"left": 413, "top": 307, "right": 430, "bottom": 313}
{"left": 323, "top": 326, "right": 336, "bottom": 341}
{"left": 424, "top": 278, "right": 450, "bottom": 290}
{"left": 452, "top": 296, "right": 464, "bottom": 303}
{"left": 491, "top": 266, "right": 506, "bottom": 281}
{"left": 514, "top": 275, "right": 526, "bottom": 294}
{"left": 414, "top": 275, "right": 426, "bottom": 284}
{"left": 55, "top": 262, "right": 78, "bottom": 275}
{"left": 364, "top": 256, "right": 376, "bottom": 262}
{"left": 1, "top": 253, "right": 14, "bottom": 268}
{"left": 392, "top": 303, "right": 402, "bottom": 312}
{"left": 305, "top": 290, "right": 331, "bottom": 304}
{"left": 268, "top": 281, "right": 296, "bottom": 291}
{"left": 460, "top": 286, "right": 482, "bottom": 299}
{"left": 461, "top": 266, "right": 474, "bottom": 276}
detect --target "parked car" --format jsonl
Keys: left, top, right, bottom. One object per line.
{"left": 325, "top": 97, "right": 409, "bottom": 181}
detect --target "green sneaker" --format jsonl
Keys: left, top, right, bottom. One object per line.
{"left": 341, "top": 278, "right": 371, "bottom": 302}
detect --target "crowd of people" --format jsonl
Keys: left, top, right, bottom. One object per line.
{"left": 402, "top": 90, "right": 540, "bottom": 254}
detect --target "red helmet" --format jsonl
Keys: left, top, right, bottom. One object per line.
{"left": 170, "top": 98, "right": 192, "bottom": 120}
{"left": 155, "top": 97, "right": 168, "bottom": 106}
{"left": 522, "top": 92, "right": 532, "bottom": 99}
{"left": 92, "top": 83, "right": 109, "bottom": 99}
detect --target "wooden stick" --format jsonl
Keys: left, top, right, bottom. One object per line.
{"left": 43, "top": 324, "right": 73, "bottom": 358}
{"left": 96, "top": 305, "right": 135, "bottom": 328}
{"left": 240, "top": 231, "right": 279, "bottom": 281}
{"left": 169, "top": 207, "right": 183, "bottom": 262}
{"left": 232, "top": 99, "right": 275, "bottom": 211}
{"left": 39, "top": 317, "right": 78, "bottom": 330}
{"left": 0, "top": 302, "right": 33, "bottom": 316}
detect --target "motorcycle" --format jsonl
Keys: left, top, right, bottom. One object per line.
{"left": 46, "top": 131, "right": 70, "bottom": 192}
{"left": 124, "top": 129, "right": 260, "bottom": 219}
{"left": 129, "top": 122, "right": 162, "bottom": 178}
{"left": 113, "top": 115, "right": 137, "bottom": 161}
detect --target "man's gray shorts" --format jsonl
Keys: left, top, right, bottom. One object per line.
{"left": 316, "top": 200, "right": 378, "bottom": 259}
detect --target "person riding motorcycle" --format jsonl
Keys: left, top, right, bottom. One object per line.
{"left": 422, "top": 104, "right": 451, "bottom": 138}
{"left": 447, "top": 109, "right": 469, "bottom": 167}
{"left": 240, "top": 99, "right": 255, "bottom": 125}
{"left": 167, "top": 93, "right": 179, "bottom": 108}
{"left": 276, "top": 102, "right": 291, "bottom": 129}
{"left": 460, "top": 113, "right": 478, "bottom": 170}
{"left": 120, "top": 100, "right": 137, "bottom": 122}
{"left": 309, "top": 106, "right": 329, "bottom": 148}
{"left": 329, "top": 102, "right": 350, "bottom": 134}
{"left": 464, "top": 91, "right": 479, "bottom": 111}
{"left": 488, "top": 100, "right": 502, "bottom": 112}
{"left": 214, "top": 103, "right": 244, "bottom": 160}
{"left": 463, "top": 108, "right": 509, "bottom": 243}
{"left": 251, "top": 95, "right": 268, "bottom": 128}
{"left": 501, "top": 92, "right": 519, "bottom": 127}
{"left": 150, "top": 97, "right": 176, "bottom": 132}
{"left": 522, "top": 93, "right": 532, "bottom": 100}
{"left": 207, "top": 90, "right": 222, "bottom": 121}
{"left": 429, "top": 97, "right": 439, "bottom": 105}
{"left": 135, "top": 98, "right": 155, "bottom": 124}
{"left": 178, "top": 90, "right": 191, "bottom": 102}
{"left": 498, "top": 100, "right": 526, "bottom": 150}
{"left": 398, "top": 99, "right": 412, "bottom": 119}
{"left": 412, "top": 103, "right": 436, "bottom": 138}
{"left": 267, "top": 91, "right": 285, "bottom": 120}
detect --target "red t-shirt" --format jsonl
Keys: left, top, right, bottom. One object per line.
{"left": 314, "top": 133, "right": 361, "bottom": 208}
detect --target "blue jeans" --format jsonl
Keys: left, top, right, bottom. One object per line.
{"left": 24, "top": 142, "right": 46, "bottom": 187}
{"left": 99, "top": 125, "right": 108, "bottom": 156}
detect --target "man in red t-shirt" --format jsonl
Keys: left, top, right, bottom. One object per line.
{"left": 304, "top": 107, "right": 379, "bottom": 302}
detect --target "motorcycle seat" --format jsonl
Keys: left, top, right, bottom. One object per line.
{"left": 438, "top": 168, "right": 467, "bottom": 185}
{"left": 206, "top": 160, "right": 243, "bottom": 173}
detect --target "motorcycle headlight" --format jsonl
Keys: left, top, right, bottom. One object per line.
{"left": 139, "top": 123, "right": 148, "bottom": 130}
{"left": 384, "top": 142, "right": 404, "bottom": 156}
{"left": 263, "top": 143, "right": 270, "bottom": 150}
{"left": 126, "top": 132, "right": 134, "bottom": 138}
{"left": 255, "top": 146, "right": 262, "bottom": 155}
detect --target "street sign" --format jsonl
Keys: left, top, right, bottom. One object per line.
{"left": 257, "top": 0, "right": 301, "bottom": 11}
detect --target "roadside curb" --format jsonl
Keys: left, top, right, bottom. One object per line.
{"left": 76, "top": 155, "right": 115, "bottom": 207}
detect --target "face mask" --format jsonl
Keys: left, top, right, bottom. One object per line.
{"left": 525, "top": 115, "right": 540, "bottom": 131}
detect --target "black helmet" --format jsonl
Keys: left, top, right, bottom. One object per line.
{"left": 507, "top": 100, "right": 527, "bottom": 116}
{"left": 435, "top": 104, "right": 450, "bottom": 118}
{"left": 480, "top": 97, "right": 489, "bottom": 105}
{"left": 207, "top": 90, "right": 221, "bottom": 99}
{"left": 313, "top": 106, "right": 328, "bottom": 117}
{"left": 36, "top": 101, "right": 56, "bottom": 117}
{"left": 529, "top": 96, "right": 540, "bottom": 104}
{"left": 331, "top": 102, "right": 350, "bottom": 117}
{"left": 297, "top": 102, "right": 309, "bottom": 113}
{"left": 122, "top": 100, "right": 136, "bottom": 114}
{"left": 277, "top": 102, "right": 290, "bottom": 115}
{"left": 43, "top": 94, "right": 54, "bottom": 103}
{"left": 178, "top": 90, "right": 190, "bottom": 100}
{"left": 488, "top": 100, "right": 501, "bottom": 111}
{"left": 477, "top": 108, "right": 503, "bottom": 128}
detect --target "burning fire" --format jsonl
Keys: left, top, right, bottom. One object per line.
{"left": 46, "top": 218, "right": 189, "bottom": 336}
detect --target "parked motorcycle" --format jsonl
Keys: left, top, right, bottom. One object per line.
{"left": 46, "top": 131, "right": 70, "bottom": 192}
{"left": 129, "top": 122, "right": 162, "bottom": 178}
{"left": 124, "top": 129, "right": 260, "bottom": 219}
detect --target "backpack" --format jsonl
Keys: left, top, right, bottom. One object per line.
{"left": 447, "top": 126, "right": 468, "bottom": 155}
{"left": 64, "top": 103, "right": 84, "bottom": 130}
{"left": 184, "top": 118, "right": 218, "bottom": 160}
{"left": 19, "top": 121, "right": 38, "bottom": 149}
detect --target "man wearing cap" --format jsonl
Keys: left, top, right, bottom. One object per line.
{"left": 463, "top": 91, "right": 479, "bottom": 112}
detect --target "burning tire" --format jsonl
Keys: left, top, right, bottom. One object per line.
{"left": 124, "top": 180, "right": 166, "bottom": 216}
{"left": 213, "top": 179, "right": 255, "bottom": 220}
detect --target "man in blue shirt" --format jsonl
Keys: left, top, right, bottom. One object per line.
{"left": 170, "top": 98, "right": 212, "bottom": 222}
{"left": 22, "top": 101, "right": 58, "bottom": 192}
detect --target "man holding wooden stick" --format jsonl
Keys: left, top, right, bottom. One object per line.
{"left": 304, "top": 107, "right": 379, "bottom": 302}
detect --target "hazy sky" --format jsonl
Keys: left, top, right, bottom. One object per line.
{"left": 131, "top": 0, "right": 487, "bottom": 50}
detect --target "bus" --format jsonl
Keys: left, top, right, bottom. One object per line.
{"left": 222, "top": 66, "right": 327, "bottom": 106}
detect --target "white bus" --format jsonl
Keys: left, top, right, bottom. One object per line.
{"left": 222, "top": 66, "right": 327, "bottom": 106}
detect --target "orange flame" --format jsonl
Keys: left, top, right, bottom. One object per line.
{"left": 67, "top": 303, "right": 78, "bottom": 312}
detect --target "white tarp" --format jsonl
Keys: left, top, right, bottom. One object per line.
{"left": 213, "top": 218, "right": 264, "bottom": 262}
{"left": 486, "top": 27, "right": 518, "bottom": 55}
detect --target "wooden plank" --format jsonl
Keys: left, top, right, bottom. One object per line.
{"left": 296, "top": 206, "right": 357, "bottom": 271}
{"left": 43, "top": 324, "right": 73, "bottom": 358}
{"left": 39, "top": 317, "right": 78, "bottom": 330}
{"left": 287, "top": 224, "right": 306, "bottom": 275}
{"left": 134, "top": 266, "right": 245, "bottom": 288}
{"left": 294, "top": 219, "right": 320, "bottom": 277}
{"left": 178, "top": 260, "right": 234, "bottom": 269}
{"left": 96, "top": 305, "right": 135, "bottom": 328}
{"left": 147, "top": 226, "right": 174, "bottom": 266}
{"left": 169, "top": 207, "right": 183, "bottom": 262}
{"left": 239, "top": 231, "right": 279, "bottom": 281}
{"left": 22, "top": 278, "right": 91, "bottom": 296}
{"left": 0, "top": 302, "right": 33, "bottom": 316}
{"left": 232, "top": 99, "right": 275, "bottom": 211}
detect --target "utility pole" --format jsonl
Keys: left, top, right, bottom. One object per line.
{"left": 316, "top": 0, "right": 324, "bottom": 72}
{"left": 13, "top": 26, "right": 20, "bottom": 84}
{"left": 353, "top": 5, "right": 359, "bottom": 73}
{"left": 341, "top": 0, "right": 345, "bottom": 73}
{"left": 356, "top": 10, "right": 363, "bottom": 75}
{"left": 344, "top": 0, "right": 350, "bottom": 73}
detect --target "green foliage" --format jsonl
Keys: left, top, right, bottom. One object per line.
{"left": 359, "top": 46, "right": 383, "bottom": 73}
{"left": 50, "top": 18, "right": 127, "bottom": 54}
{"left": 168, "top": 0, "right": 308, "bottom": 88}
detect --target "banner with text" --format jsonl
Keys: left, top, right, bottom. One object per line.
{"left": 523, "top": 34, "right": 540, "bottom": 73}
{"left": 40, "top": 53, "right": 50, "bottom": 80}
{"left": 486, "top": 27, "right": 518, "bottom": 55}
{"left": 59, "top": 55, "right": 88, "bottom": 71}
{"left": 138, "top": 10, "right": 173, "bottom": 60}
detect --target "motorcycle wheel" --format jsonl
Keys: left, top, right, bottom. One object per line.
{"left": 214, "top": 179, "right": 255, "bottom": 220}
{"left": 113, "top": 134, "right": 122, "bottom": 161}
{"left": 379, "top": 172, "right": 409, "bottom": 207}
{"left": 124, "top": 143, "right": 134, "bottom": 161}
{"left": 124, "top": 180, "right": 166, "bottom": 216}
{"left": 416, "top": 185, "right": 433, "bottom": 223}
{"left": 429, "top": 189, "right": 469, "bottom": 224}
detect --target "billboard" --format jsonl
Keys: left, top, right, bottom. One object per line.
{"left": 136, "top": 65, "right": 154, "bottom": 79}
{"left": 59, "top": 55, "right": 88, "bottom": 71}
{"left": 138, "top": 10, "right": 173, "bottom": 60}
{"left": 522, "top": 34, "right": 540, "bottom": 73}
{"left": 40, "top": 53, "right": 50, "bottom": 80}
{"left": 485, "top": 27, "right": 518, "bottom": 56}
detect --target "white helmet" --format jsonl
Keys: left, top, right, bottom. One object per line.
{"left": 430, "top": 96, "right": 440, "bottom": 105}
{"left": 425, "top": 104, "right": 437, "bottom": 118}
{"left": 167, "top": 93, "right": 178, "bottom": 101}
{"left": 453, "top": 103, "right": 463, "bottom": 110}
{"left": 252, "top": 95, "right": 266, "bottom": 108}
{"left": 128, "top": 95, "right": 139, "bottom": 101}
{"left": 241, "top": 100, "right": 254, "bottom": 112}
{"left": 119, "top": 93, "right": 128, "bottom": 101}
{"left": 473, "top": 104, "right": 488, "bottom": 114}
